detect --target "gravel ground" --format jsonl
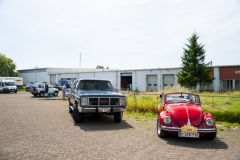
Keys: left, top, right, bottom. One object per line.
{"left": 0, "top": 91, "right": 240, "bottom": 160}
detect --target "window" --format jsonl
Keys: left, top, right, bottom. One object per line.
{"left": 235, "top": 80, "right": 240, "bottom": 90}
{"left": 220, "top": 80, "right": 233, "bottom": 90}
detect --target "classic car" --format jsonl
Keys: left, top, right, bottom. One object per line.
{"left": 68, "top": 78, "right": 127, "bottom": 123}
{"left": 157, "top": 92, "right": 217, "bottom": 140}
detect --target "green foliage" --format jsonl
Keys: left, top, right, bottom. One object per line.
{"left": 96, "top": 65, "right": 109, "bottom": 69}
{"left": 177, "top": 32, "right": 214, "bottom": 89}
{"left": 96, "top": 65, "right": 104, "bottom": 69}
{"left": 0, "top": 53, "right": 19, "bottom": 77}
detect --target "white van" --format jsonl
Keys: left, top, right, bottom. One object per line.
{"left": 0, "top": 79, "right": 18, "bottom": 93}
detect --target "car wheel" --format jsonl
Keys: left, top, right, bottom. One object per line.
{"left": 34, "top": 94, "right": 37, "bottom": 97}
{"left": 39, "top": 92, "right": 44, "bottom": 97}
{"left": 204, "top": 129, "right": 217, "bottom": 140}
{"left": 157, "top": 118, "right": 168, "bottom": 138}
{"left": 72, "top": 104, "right": 84, "bottom": 123}
{"left": 69, "top": 101, "right": 73, "bottom": 114}
{"left": 53, "top": 91, "right": 58, "bottom": 96}
{"left": 114, "top": 112, "right": 122, "bottom": 122}
{"left": 15, "top": 90, "right": 17, "bottom": 93}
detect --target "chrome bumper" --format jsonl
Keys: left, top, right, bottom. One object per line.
{"left": 161, "top": 125, "right": 216, "bottom": 133}
{"left": 78, "top": 106, "right": 127, "bottom": 113}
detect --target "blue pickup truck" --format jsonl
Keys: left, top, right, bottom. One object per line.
{"left": 68, "top": 78, "right": 127, "bottom": 123}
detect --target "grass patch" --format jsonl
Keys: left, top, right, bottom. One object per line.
{"left": 123, "top": 89, "right": 240, "bottom": 124}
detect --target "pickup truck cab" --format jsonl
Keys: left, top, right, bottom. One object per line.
{"left": 68, "top": 78, "right": 127, "bottom": 123}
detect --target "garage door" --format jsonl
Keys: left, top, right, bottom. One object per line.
{"left": 50, "top": 74, "right": 56, "bottom": 83}
{"left": 163, "top": 74, "right": 175, "bottom": 88}
{"left": 147, "top": 75, "right": 157, "bottom": 91}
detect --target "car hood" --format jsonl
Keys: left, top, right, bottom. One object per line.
{"left": 78, "top": 91, "right": 125, "bottom": 97}
{"left": 166, "top": 103, "right": 203, "bottom": 126}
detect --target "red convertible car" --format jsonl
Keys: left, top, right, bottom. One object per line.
{"left": 157, "top": 92, "right": 217, "bottom": 140}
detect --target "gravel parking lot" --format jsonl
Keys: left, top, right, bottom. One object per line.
{"left": 0, "top": 91, "right": 240, "bottom": 160}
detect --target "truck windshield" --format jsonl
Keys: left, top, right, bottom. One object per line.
{"left": 78, "top": 80, "right": 113, "bottom": 91}
{"left": 4, "top": 82, "right": 16, "bottom": 86}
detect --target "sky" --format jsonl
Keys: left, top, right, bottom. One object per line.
{"left": 0, "top": 0, "right": 240, "bottom": 70}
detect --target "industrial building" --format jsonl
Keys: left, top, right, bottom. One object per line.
{"left": 17, "top": 65, "right": 240, "bottom": 92}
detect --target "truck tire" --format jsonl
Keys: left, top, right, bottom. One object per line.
{"left": 39, "top": 92, "right": 44, "bottom": 97}
{"left": 114, "top": 112, "right": 122, "bottom": 122}
{"left": 53, "top": 91, "right": 58, "bottom": 96}
{"left": 73, "top": 105, "right": 84, "bottom": 123}
{"left": 69, "top": 101, "right": 73, "bottom": 113}
{"left": 15, "top": 90, "right": 17, "bottom": 93}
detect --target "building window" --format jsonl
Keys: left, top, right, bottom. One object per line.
{"left": 236, "top": 80, "right": 240, "bottom": 90}
{"left": 221, "top": 80, "right": 233, "bottom": 90}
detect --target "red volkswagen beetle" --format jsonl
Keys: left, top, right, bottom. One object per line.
{"left": 157, "top": 92, "right": 217, "bottom": 140}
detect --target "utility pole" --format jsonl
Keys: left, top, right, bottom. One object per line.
{"left": 79, "top": 52, "right": 81, "bottom": 68}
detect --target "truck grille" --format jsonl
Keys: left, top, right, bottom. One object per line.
{"left": 89, "top": 97, "right": 120, "bottom": 106}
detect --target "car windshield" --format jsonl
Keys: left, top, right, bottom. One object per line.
{"left": 165, "top": 93, "right": 200, "bottom": 104}
{"left": 4, "top": 82, "right": 15, "bottom": 86}
{"left": 78, "top": 80, "right": 113, "bottom": 91}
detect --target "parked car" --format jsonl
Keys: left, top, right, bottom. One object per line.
{"left": 30, "top": 83, "right": 59, "bottom": 97}
{"left": 26, "top": 83, "right": 33, "bottom": 91}
{"left": 157, "top": 92, "right": 217, "bottom": 140}
{"left": 51, "top": 83, "right": 63, "bottom": 90}
{"left": 68, "top": 78, "right": 127, "bottom": 123}
{"left": 58, "top": 80, "right": 72, "bottom": 88}
{"left": 0, "top": 79, "right": 17, "bottom": 93}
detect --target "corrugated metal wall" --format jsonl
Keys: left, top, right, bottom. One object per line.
{"left": 220, "top": 66, "right": 240, "bottom": 79}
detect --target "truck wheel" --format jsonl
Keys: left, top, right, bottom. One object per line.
{"left": 157, "top": 118, "right": 167, "bottom": 138}
{"left": 53, "top": 91, "right": 58, "bottom": 96}
{"left": 114, "top": 112, "right": 122, "bottom": 122}
{"left": 34, "top": 94, "right": 37, "bottom": 97}
{"left": 69, "top": 101, "right": 73, "bottom": 113}
{"left": 73, "top": 106, "right": 84, "bottom": 123}
{"left": 15, "top": 90, "right": 17, "bottom": 93}
{"left": 39, "top": 92, "right": 44, "bottom": 97}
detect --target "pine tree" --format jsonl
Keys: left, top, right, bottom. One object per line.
{"left": 177, "top": 32, "right": 214, "bottom": 90}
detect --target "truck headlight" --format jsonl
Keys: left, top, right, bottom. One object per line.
{"left": 119, "top": 97, "right": 126, "bottom": 106}
{"left": 163, "top": 116, "right": 171, "bottom": 124}
{"left": 81, "top": 97, "right": 88, "bottom": 106}
{"left": 206, "top": 118, "right": 214, "bottom": 126}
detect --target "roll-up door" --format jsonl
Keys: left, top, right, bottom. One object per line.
{"left": 163, "top": 74, "right": 175, "bottom": 88}
{"left": 147, "top": 75, "right": 157, "bottom": 91}
{"left": 50, "top": 74, "right": 56, "bottom": 83}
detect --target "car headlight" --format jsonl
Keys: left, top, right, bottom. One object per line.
{"left": 163, "top": 116, "right": 171, "bottom": 124}
{"left": 119, "top": 97, "right": 126, "bottom": 106}
{"left": 206, "top": 118, "right": 214, "bottom": 126}
{"left": 81, "top": 97, "right": 88, "bottom": 106}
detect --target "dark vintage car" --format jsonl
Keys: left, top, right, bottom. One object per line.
{"left": 68, "top": 78, "right": 127, "bottom": 123}
{"left": 157, "top": 92, "right": 217, "bottom": 140}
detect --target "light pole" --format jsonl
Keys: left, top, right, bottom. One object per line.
{"left": 35, "top": 67, "right": 38, "bottom": 83}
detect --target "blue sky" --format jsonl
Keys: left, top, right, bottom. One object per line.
{"left": 0, "top": 0, "right": 240, "bottom": 70}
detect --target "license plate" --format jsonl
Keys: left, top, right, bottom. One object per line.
{"left": 178, "top": 132, "right": 199, "bottom": 138}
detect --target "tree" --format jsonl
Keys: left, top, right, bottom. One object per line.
{"left": 96, "top": 65, "right": 109, "bottom": 69}
{"left": 0, "top": 53, "right": 19, "bottom": 77}
{"left": 96, "top": 65, "right": 104, "bottom": 69}
{"left": 177, "top": 32, "right": 214, "bottom": 90}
